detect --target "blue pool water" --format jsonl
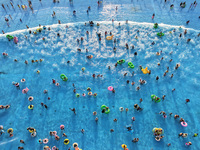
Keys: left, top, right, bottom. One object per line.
{"left": 0, "top": 0, "right": 200, "bottom": 150}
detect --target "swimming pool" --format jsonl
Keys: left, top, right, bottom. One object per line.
{"left": 0, "top": 0, "right": 200, "bottom": 150}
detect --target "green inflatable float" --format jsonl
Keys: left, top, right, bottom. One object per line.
{"left": 154, "top": 23, "right": 158, "bottom": 29}
{"left": 6, "top": 35, "right": 14, "bottom": 40}
{"left": 101, "top": 105, "right": 110, "bottom": 114}
{"left": 117, "top": 59, "right": 125, "bottom": 65}
{"left": 157, "top": 32, "right": 164, "bottom": 37}
{"left": 60, "top": 74, "right": 68, "bottom": 81}
{"left": 151, "top": 94, "right": 161, "bottom": 103}
{"left": 128, "top": 62, "right": 134, "bottom": 69}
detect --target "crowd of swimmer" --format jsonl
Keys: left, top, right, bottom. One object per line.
{"left": 1, "top": 0, "right": 200, "bottom": 150}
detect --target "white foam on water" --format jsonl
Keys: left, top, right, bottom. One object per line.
{"left": 0, "top": 21, "right": 200, "bottom": 39}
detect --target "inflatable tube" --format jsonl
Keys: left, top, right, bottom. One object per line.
{"left": 141, "top": 67, "right": 150, "bottom": 74}
{"left": 29, "top": 129, "right": 36, "bottom": 133}
{"left": 13, "top": 37, "right": 18, "bottom": 44}
{"left": 154, "top": 24, "right": 158, "bottom": 29}
{"left": 28, "top": 105, "right": 34, "bottom": 109}
{"left": 106, "top": 35, "right": 114, "bottom": 40}
{"left": 157, "top": 32, "right": 165, "bottom": 37}
{"left": 108, "top": 86, "right": 113, "bottom": 91}
{"left": 101, "top": 105, "right": 110, "bottom": 114}
{"left": 36, "top": 28, "right": 43, "bottom": 32}
{"left": 6, "top": 35, "right": 14, "bottom": 40}
{"left": 60, "top": 74, "right": 68, "bottom": 81}
{"left": 121, "top": 144, "right": 127, "bottom": 148}
{"left": 181, "top": 122, "right": 188, "bottom": 127}
{"left": 7, "top": 128, "right": 13, "bottom": 133}
{"left": 128, "top": 62, "right": 134, "bottom": 69}
{"left": 117, "top": 59, "right": 125, "bottom": 64}
{"left": 151, "top": 94, "right": 161, "bottom": 103}
{"left": 64, "top": 139, "right": 69, "bottom": 145}
{"left": 76, "top": 93, "right": 80, "bottom": 98}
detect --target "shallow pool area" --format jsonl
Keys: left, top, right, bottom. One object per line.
{"left": 0, "top": 0, "right": 200, "bottom": 150}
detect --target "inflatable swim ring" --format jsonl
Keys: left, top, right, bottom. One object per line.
{"left": 106, "top": 35, "right": 114, "bottom": 40}
{"left": 141, "top": 67, "right": 150, "bottom": 74}
{"left": 43, "top": 138, "right": 49, "bottom": 144}
{"left": 29, "top": 129, "right": 36, "bottom": 133}
{"left": 157, "top": 32, "right": 164, "bottom": 37}
{"left": 28, "top": 105, "right": 34, "bottom": 109}
{"left": 60, "top": 74, "right": 68, "bottom": 81}
{"left": 101, "top": 105, "right": 110, "bottom": 114}
{"left": 64, "top": 139, "right": 69, "bottom": 145}
{"left": 7, "top": 128, "right": 13, "bottom": 133}
{"left": 119, "top": 107, "right": 124, "bottom": 112}
{"left": 60, "top": 125, "right": 65, "bottom": 130}
{"left": 73, "top": 143, "right": 78, "bottom": 148}
{"left": 76, "top": 93, "right": 80, "bottom": 98}
{"left": 6, "top": 35, "right": 14, "bottom": 40}
{"left": 128, "top": 62, "right": 134, "bottom": 69}
{"left": 154, "top": 23, "right": 158, "bottom": 29}
{"left": 151, "top": 94, "right": 161, "bottom": 103}
{"left": 108, "top": 86, "right": 113, "bottom": 91}
{"left": 88, "top": 92, "right": 92, "bottom": 96}
{"left": 152, "top": 127, "right": 164, "bottom": 135}
{"left": 117, "top": 59, "right": 125, "bottom": 64}
{"left": 121, "top": 144, "right": 127, "bottom": 148}
{"left": 181, "top": 121, "right": 188, "bottom": 127}
{"left": 13, "top": 37, "right": 18, "bottom": 44}
{"left": 81, "top": 67, "right": 85, "bottom": 71}
{"left": 37, "top": 28, "right": 43, "bottom": 32}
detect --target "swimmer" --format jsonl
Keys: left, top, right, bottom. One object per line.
{"left": 113, "top": 118, "right": 117, "bottom": 122}
{"left": 55, "top": 135, "right": 60, "bottom": 140}
{"left": 81, "top": 129, "right": 85, "bottom": 134}
{"left": 93, "top": 111, "right": 97, "bottom": 115}
{"left": 131, "top": 81, "right": 135, "bottom": 86}
{"left": 171, "top": 74, "right": 173, "bottom": 78}
{"left": 185, "top": 142, "right": 192, "bottom": 146}
{"left": 131, "top": 117, "right": 136, "bottom": 122}
{"left": 5, "top": 105, "right": 10, "bottom": 109}
{"left": 70, "top": 108, "right": 76, "bottom": 115}
{"left": 44, "top": 90, "right": 48, "bottom": 94}
{"left": 110, "top": 129, "right": 114, "bottom": 132}
{"left": 18, "top": 147, "right": 24, "bottom": 150}
{"left": 127, "top": 80, "right": 129, "bottom": 84}
{"left": 140, "top": 98, "right": 143, "bottom": 103}
{"left": 174, "top": 114, "right": 179, "bottom": 119}
{"left": 95, "top": 117, "right": 98, "bottom": 123}
{"left": 125, "top": 108, "right": 129, "bottom": 112}
{"left": 20, "top": 140, "right": 25, "bottom": 144}
{"left": 187, "top": 39, "right": 191, "bottom": 42}
{"left": 132, "top": 138, "right": 139, "bottom": 143}
{"left": 185, "top": 99, "right": 190, "bottom": 103}
{"left": 156, "top": 52, "right": 160, "bottom": 55}
{"left": 180, "top": 117, "right": 185, "bottom": 122}
{"left": 136, "top": 86, "right": 140, "bottom": 90}
{"left": 172, "top": 88, "right": 175, "bottom": 92}
{"left": 156, "top": 76, "right": 159, "bottom": 80}
{"left": 162, "top": 95, "right": 166, "bottom": 100}
{"left": 87, "top": 55, "right": 93, "bottom": 59}
{"left": 62, "top": 133, "right": 67, "bottom": 137}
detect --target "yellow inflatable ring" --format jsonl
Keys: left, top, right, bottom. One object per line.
{"left": 121, "top": 144, "right": 127, "bottom": 148}
{"left": 64, "top": 139, "right": 69, "bottom": 145}
{"left": 29, "top": 129, "right": 36, "bottom": 133}
{"left": 106, "top": 35, "right": 114, "bottom": 40}
{"left": 7, "top": 128, "right": 13, "bottom": 133}
{"left": 28, "top": 105, "right": 34, "bottom": 109}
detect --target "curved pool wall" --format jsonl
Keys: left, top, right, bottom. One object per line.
{"left": 0, "top": 21, "right": 200, "bottom": 150}
{"left": 0, "top": 0, "right": 200, "bottom": 33}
